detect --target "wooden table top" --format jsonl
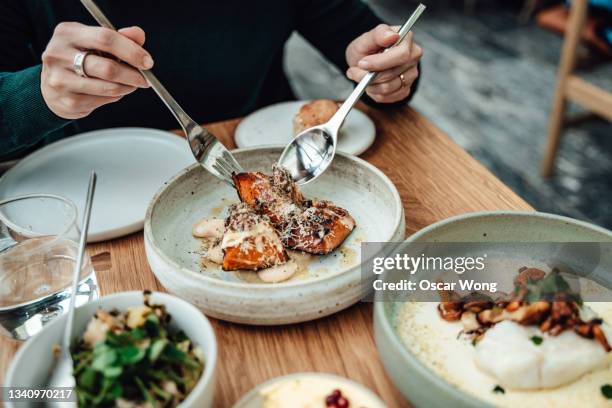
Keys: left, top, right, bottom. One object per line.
{"left": 0, "top": 105, "right": 532, "bottom": 407}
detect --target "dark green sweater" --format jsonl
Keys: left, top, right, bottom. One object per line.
{"left": 0, "top": 0, "right": 417, "bottom": 161}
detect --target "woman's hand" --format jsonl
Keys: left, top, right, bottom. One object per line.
{"left": 40, "top": 23, "right": 153, "bottom": 119}
{"left": 345, "top": 24, "right": 422, "bottom": 103}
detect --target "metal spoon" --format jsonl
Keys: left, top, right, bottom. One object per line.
{"left": 278, "top": 3, "right": 426, "bottom": 184}
{"left": 79, "top": 0, "right": 243, "bottom": 185}
{"left": 47, "top": 171, "right": 97, "bottom": 403}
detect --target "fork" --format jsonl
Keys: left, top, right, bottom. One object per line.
{"left": 79, "top": 0, "right": 244, "bottom": 185}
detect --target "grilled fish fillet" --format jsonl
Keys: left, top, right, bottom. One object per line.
{"left": 284, "top": 199, "right": 356, "bottom": 255}
{"left": 233, "top": 166, "right": 355, "bottom": 255}
{"left": 221, "top": 203, "right": 288, "bottom": 271}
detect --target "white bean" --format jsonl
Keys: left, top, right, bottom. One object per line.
{"left": 192, "top": 218, "right": 225, "bottom": 239}
{"left": 258, "top": 260, "right": 297, "bottom": 283}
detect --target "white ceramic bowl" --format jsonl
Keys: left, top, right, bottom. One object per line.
{"left": 232, "top": 372, "right": 387, "bottom": 408}
{"left": 144, "top": 146, "right": 405, "bottom": 325}
{"left": 5, "top": 291, "right": 217, "bottom": 408}
{"left": 374, "top": 211, "right": 612, "bottom": 408}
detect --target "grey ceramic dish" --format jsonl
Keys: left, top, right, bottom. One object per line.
{"left": 5, "top": 291, "right": 217, "bottom": 408}
{"left": 232, "top": 372, "right": 387, "bottom": 408}
{"left": 374, "top": 211, "right": 612, "bottom": 408}
{"left": 145, "top": 146, "right": 405, "bottom": 325}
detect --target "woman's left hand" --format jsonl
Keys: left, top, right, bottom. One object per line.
{"left": 345, "top": 24, "right": 422, "bottom": 103}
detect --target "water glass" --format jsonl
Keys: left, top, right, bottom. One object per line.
{"left": 0, "top": 194, "right": 98, "bottom": 340}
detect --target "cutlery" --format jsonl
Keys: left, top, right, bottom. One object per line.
{"left": 278, "top": 3, "right": 426, "bottom": 184}
{"left": 47, "top": 171, "right": 96, "bottom": 404}
{"left": 78, "top": 0, "right": 244, "bottom": 185}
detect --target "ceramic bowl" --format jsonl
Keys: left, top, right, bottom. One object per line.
{"left": 232, "top": 372, "right": 386, "bottom": 408}
{"left": 144, "top": 146, "right": 404, "bottom": 325}
{"left": 5, "top": 291, "right": 217, "bottom": 408}
{"left": 374, "top": 211, "right": 612, "bottom": 408}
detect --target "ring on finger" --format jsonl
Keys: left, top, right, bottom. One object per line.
{"left": 73, "top": 51, "right": 90, "bottom": 78}
{"left": 399, "top": 72, "right": 407, "bottom": 88}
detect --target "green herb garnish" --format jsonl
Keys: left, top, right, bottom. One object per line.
{"left": 530, "top": 335, "right": 543, "bottom": 346}
{"left": 72, "top": 298, "right": 204, "bottom": 407}
{"left": 493, "top": 385, "right": 505, "bottom": 394}
{"left": 517, "top": 269, "right": 581, "bottom": 303}
{"left": 602, "top": 384, "right": 612, "bottom": 399}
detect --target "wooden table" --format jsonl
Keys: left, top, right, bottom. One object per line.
{"left": 0, "top": 105, "right": 532, "bottom": 407}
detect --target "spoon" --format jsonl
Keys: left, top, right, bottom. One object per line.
{"left": 278, "top": 3, "right": 426, "bottom": 184}
{"left": 47, "top": 171, "right": 97, "bottom": 402}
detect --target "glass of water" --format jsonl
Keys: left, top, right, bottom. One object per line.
{"left": 0, "top": 194, "right": 98, "bottom": 340}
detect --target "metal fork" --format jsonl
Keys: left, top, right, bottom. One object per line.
{"left": 79, "top": 0, "right": 244, "bottom": 185}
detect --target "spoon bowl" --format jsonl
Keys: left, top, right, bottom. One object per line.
{"left": 277, "top": 125, "right": 336, "bottom": 184}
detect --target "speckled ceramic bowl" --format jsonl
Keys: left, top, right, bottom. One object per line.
{"left": 145, "top": 146, "right": 404, "bottom": 325}
{"left": 374, "top": 211, "right": 612, "bottom": 408}
{"left": 5, "top": 291, "right": 217, "bottom": 408}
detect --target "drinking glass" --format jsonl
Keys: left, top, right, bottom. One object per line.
{"left": 0, "top": 194, "right": 98, "bottom": 340}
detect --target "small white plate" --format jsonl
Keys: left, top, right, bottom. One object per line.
{"left": 0, "top": 128, "right": 194, "bottom": 242}
{"left": 234, "top": 101, "right": 376, "bottom": 156}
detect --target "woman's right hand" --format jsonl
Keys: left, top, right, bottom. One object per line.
{"left": 40, "top": 23, "right": 154, "bottom": 119}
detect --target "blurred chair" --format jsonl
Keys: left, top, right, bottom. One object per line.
{"left": 541, "top": 0, "right": 612, "bottom": 177}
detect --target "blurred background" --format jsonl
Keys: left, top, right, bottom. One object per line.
{"left": 284, "top": 0, "right": 612, "bottom": 227}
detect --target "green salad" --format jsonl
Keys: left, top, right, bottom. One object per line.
{"left": 71, "top": 292, "right": 204, "bottom": 407}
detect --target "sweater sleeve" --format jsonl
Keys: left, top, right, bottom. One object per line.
{"left": 0, "top": 1, "right": 70, "bottom": 160}
{"left": 0, "top": 66, "right": 71, "bottom": 158}
{"left": 294, "top": 0, "right": 418, "bottom": 107}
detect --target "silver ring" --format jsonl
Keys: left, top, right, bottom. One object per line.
{"left": 73, "top": 51, "right": 89, "bottom": 77}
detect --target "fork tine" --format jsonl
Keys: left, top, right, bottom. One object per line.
{"left": 213, "top": 166, "right": 235, "bottom": 187}
{"left": 222, "top": 152, "right": 244, "bottom": 173}
{"left": 212, "top": 160, "right": 233, "bottom": 178}
{"left": 215, "top": 157, "right": 237, "bottom": 178}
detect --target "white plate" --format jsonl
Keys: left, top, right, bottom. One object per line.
{"left": 234, "top": 101, "right": 376, "bottom": 156}
{"left": 144, "top": 146, "right": 405, "bottom": 325}
{"left": 0, "top": 128, "right": 194, "bottom": 242}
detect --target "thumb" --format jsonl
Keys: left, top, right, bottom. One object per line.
{"left": 118, "top": 26, "right": 146, "bottom": 46}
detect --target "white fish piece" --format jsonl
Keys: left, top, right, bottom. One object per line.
{"left": 475, "top": 320, "right": 607, "bottom": 390}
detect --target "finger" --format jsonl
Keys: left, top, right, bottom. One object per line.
{"left": 118, "top": 26, "right": 146, "bottom": 46}
{"left": 66, "top": 75, "right": 138, "bottom": 97}
{"left": 367, "top": 84, "right": 411, "bottom": 103}
{"left": 347, "top": 62, "right": 414, "bottom": 84}
{"left": 366, "top": 64, "right": 419, "bottom": 95}
{"left": 59, "top": 93, "right": 123, "bottom": 114}
{"left": 65, "top": 24, "right": 153, "bottom": 69}
{"left": 366, "top": 76, "right": 403, "bottom": 96}
{"left": 358, "top": 35, "right": 415, "bottom": 71}
{"left": 83, "top": 54, "right": 149, "bottom": 88}
{"left": 353, "top": 24, "right": 399, "bottom": 56}
{"left": 372, "top": 24, "right": 400, "bottom": 48}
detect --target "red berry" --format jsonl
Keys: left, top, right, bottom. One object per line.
{"left": 325, "top": 395, "right": 337, "bottom": 406}
{"left": 337, "top": 397, "right": 349, "bottom": 408}
{"left": 332, "top": 389, "right": 342, "bottom": 398}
